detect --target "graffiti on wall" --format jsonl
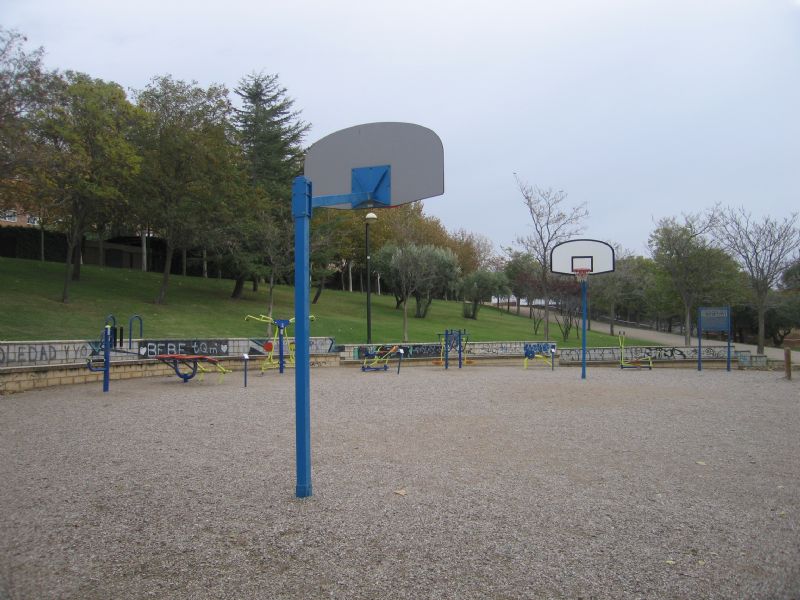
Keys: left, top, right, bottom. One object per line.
{"left": 524, "top": 342, "right": 557, "bottom": 358}
{"left": 137, "top": 340, "right": 231, "bottom": 358}
{"left": 352, "top": 341, "right": 558, "bottom": 360}
{"left": 559, "top": 345, "right": 728, "bottom": 363}
{"left": 0, "top": 342, "right": 93, "bottom": 367}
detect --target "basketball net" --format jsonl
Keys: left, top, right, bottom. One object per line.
{"left": 573, "top": 268, "right": 591, "bottom": 283}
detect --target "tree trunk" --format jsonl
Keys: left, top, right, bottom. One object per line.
{"left": 252, "top": 277, "right": 259, "bottom": 292}
{"left": 231, "top": 276, "right": 245, "bottom": 299}
{"left": 402, "top": 299, "right": 409, "bottom": 342}
{"left": 72, "top": 242, "right": 82, "bottom": 281}
{"left": 155, "top": 243, "right": 174, "bottom": 304}
{"left": 684, "top": 305, "right": 692, "bottom": 346}
{"left": 312, "top": 279, "right": 324, "bottom": 304}
{"left": 202, "top": 249, "right": 208, "bottom": 278}
{"left": 61, "top": 238, "right": 76, "bottom": 303}
{"left": 181, "top": 248, "right": 187, "bottom": 276}
{"left": 141, "top": 230, "right": 147, "bottom": 272}
{"left": 39, "top": 224, "right": 45, "bottom": 262}
{"left": 756, "top": 302, "right": 766, "bottom": 354}
{"left": 99, "top": 236, "right": 105, "bottom": 268}
{"left": 348, "top": 261, "right": 353, "bottom": 292}
{"left": 376, "top": 273, "right": 381, "bottom": 295}
{"left": 543, "top": 299, "right": 550, "bottom": 340}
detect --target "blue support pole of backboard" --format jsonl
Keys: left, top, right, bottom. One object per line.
{"left": 581, "top": 280, "right": 587, "bottom": 380}
{"left": 292, "top": 176, "right": 313, "bottom": 498}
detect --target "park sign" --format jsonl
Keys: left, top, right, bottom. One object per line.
{"left": 292, "top": 122, "right": 445, "bottom": 498}
{"left": 698, "top": 306, "right": 731, "bottom": 372}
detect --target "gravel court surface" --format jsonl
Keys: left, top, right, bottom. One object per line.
{"left": 1, "top": 366, "right": 799, "bottom": 599}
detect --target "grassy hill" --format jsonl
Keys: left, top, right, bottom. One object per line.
{"left": 0, "top": 257, "right": 647, "bottom": 347}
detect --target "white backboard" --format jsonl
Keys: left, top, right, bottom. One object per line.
{"left": 550, "top": 239, "right": 615, "bottom": 275}
{"left": 303, "top": 122, "right": 444, "bottom": 208}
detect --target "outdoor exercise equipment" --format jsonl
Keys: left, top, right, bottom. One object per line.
{"left": 618, "top": 332, "right": 653, "bottom": 370}
{"left": 293, "top": 122, "right": 444, "bottom": 497}
{"left": 550, "top": 239, "right": 615, "bottom": 380}
{"left": 99, "top": 313, "right": 145, "bottom": 351}
{"left": 245, "top": 314, "right": 316, "bottom": 374}
{"left": 523, "top": 343, "right": 557, "bottom": 370}
{"left": 86, "top": 314, "right": 145, "bottom": 392}
{"left": 154, "top": 353, "right": 232, "bottom": 383}
{"left": 86, "top": 325, "right": 113, "bottom": 392}
{"left": 433, "top": 329, "right": 471, "bottom": 369}
{"left": 361, "top": 345, "right": 404, "bottom": 373}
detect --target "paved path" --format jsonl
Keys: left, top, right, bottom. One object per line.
{"left": 589, "top": 319, "right": 796, "bottom": 362}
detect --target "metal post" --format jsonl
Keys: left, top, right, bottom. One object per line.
{"left": 103, "top": 325, "right": 110, "bottom": 393}
{"left": 458, "top": 330, "right": 463, "bottom": 368}
{"left": 366, "top": 220, "right": 372, "bottom": 345}
{"left": 243, "top": 354, "right": 249, "bottom": 387}
{"left": 292, "top": 176, "right": 312, "bottom": 498}
{"left": 278, "top": 325, "right": 285, "bottom": 374}
{"left": 785, "top": 347, "right": 792, "bottom": 380}
{"left": 726, "top": 306, "right": 731, "bottom": 372}
{"left": 697, "top": 311, "right": 703, "bottom": 372}
{"left": 581, "top": 280, "right": 587, "bottom": 380}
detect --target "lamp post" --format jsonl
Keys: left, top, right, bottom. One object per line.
{"left": 365, "top": 212, "right": 377, "bottom": 344}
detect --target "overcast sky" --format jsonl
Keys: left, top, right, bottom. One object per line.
{"left": 3, "top": 0, "right": 799, "bottom": 256}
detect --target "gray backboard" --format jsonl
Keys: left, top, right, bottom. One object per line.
{"left": 550, "top": 239, "right": 615, "bottom": 275}
{"left": 304, "top": 122, "right": 444, "bottom": 208}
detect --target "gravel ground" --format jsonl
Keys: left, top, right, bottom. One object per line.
{"left": 1, "top": 366, "right": 799, "bottom": 599}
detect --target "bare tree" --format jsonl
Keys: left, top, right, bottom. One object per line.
{"left": 648, "top": 212, "right": 718, "bottom": 346}
{"left": 714, "top": 208, "right": 800, "bottom": 353}
{"left": 514, "top": 175, "right": 587, "bottom": 339}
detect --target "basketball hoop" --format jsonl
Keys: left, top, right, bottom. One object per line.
{"left": 573, "top": 268, "right": 591, "bottom": 283}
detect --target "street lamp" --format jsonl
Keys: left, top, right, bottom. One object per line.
{"left": 365, "top": 212, "right": 377, "bottom": 344}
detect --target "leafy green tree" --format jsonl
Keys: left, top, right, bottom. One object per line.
{"left": 448, "top": 228, "right": 494, "bottom": 275}
{"left": 134, "top": 75, "right": 234, "bottom": 304}
{"left": 411, "top": 246, "right": 461, "bottom": 318}
{"left": 231, "top": 72, "right": 309, "bottom": 309}
{"left": 29, "top": 71, "right": 141, "bottom": 302}
{"left": 378, "top": 244, "right": 457, "bottom": 341}
{"left": 372, "top": 243, "right": 403, "bottom": 309}
{"left": 649, "top": 213, "right": 722, "bottom": 345}
{"left": 461, "top": 270, "right": 509, "bottom": 320}
{"left": 0, "top": 27, "right": 56, "bottom": 193}
{"left": 782, "top": 259, "right": 800, "bottom": 292}
{"left": 503, "top": 250, "right": 539, "bottom": 317}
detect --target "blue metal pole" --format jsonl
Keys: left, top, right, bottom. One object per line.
{"left": 458, "top": 330, "right": 463, "bottom": 368}
{"left": 581, "top": 280, "right": 587, "bottom": 380}
{"left": 103, "top": 325, "right": 110, "bottom": 393}
{"left": 292, "top": 176, "right": 312, "bottom": 498}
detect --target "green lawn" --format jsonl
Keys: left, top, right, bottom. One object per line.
{"left": 0, "top": 257, "right": 650, "bottom": 347}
